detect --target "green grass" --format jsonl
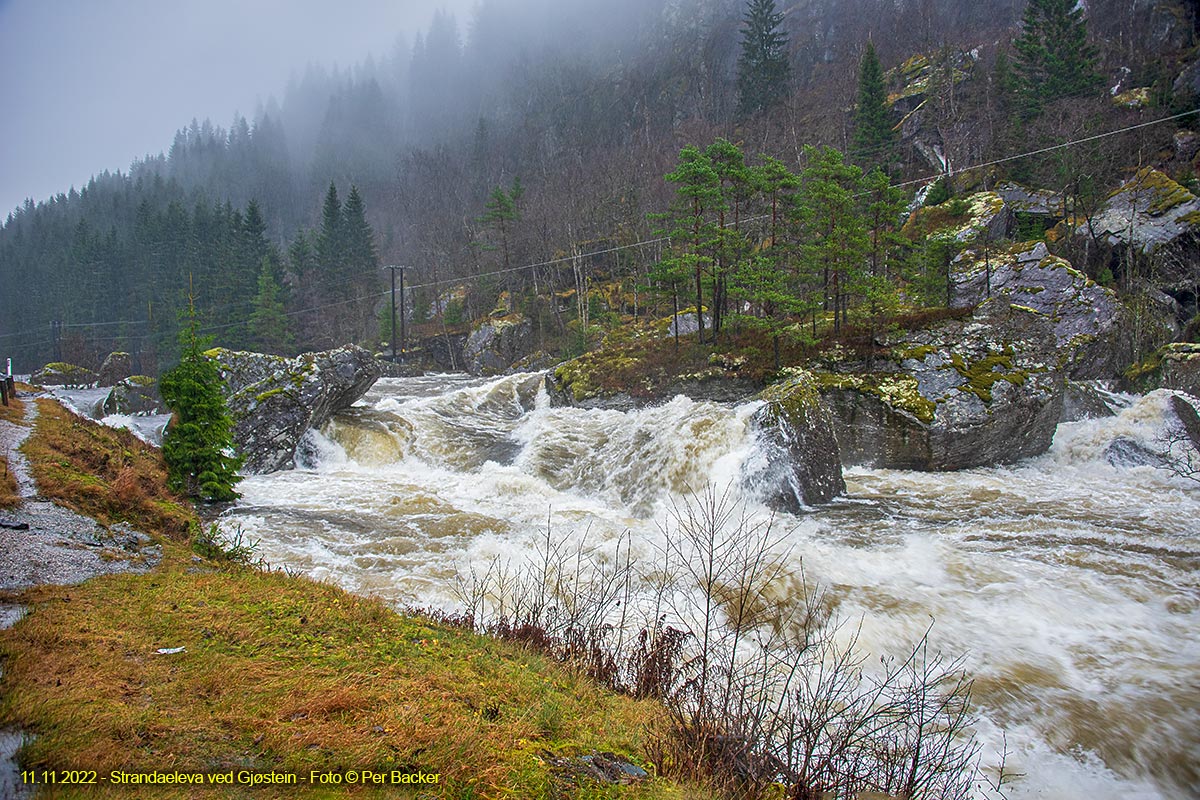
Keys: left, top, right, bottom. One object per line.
{"left": 1, "top": 554, "right": 682, "bottom": 798}
{"left": 20, "top": 399, "right": 194, "bottom": 537}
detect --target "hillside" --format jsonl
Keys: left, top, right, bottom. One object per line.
{"left": 0, "top": 0, "right": 1196, "bottom": 377}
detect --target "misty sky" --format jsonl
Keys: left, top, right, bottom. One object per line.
{"left": 0, "top": 0, "right": 473, "bottom": 218}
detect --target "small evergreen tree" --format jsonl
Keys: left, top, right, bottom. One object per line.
{"left": 160, "top": 301, "right": 243, "bottom": 502}
{"left": 851, "top": 42, "right": 895, "bottom": 167}
{"left": 478, "top": 178, "right": 522, "bottom": 272}
{"left": 737, "top": 0, "right": 791, "bottom": 117}
{"left": 1013, "top": 0, "right": 1102, "bottom": 116}
{"left": 249, "top": 256, "right": 293, "bottom": 354}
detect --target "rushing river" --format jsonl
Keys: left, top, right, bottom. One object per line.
{"left": 219, "top": 374, "right": 1199, "bottom": 799}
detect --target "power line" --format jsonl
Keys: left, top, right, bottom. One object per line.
{"left": 4, "top": 109, "right": 1195, "bottom": 347}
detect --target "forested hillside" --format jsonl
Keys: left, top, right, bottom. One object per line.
{"left": 1, "top": 0, "right": 1196, "bottom": 372}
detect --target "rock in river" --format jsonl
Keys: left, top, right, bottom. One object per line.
{"left": 209, "top": 345, "right": 381, "bottom": 473}
{"left": 815, "top": 300, "right": 1064, "bottom": 470}
{"left": 747, "top": 370, "right": 845, "bottom": 508}
{"left": 102, "top": 375, "right": 161, "bottom": 416}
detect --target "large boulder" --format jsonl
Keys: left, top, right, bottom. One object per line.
{"left": 209, "top": 345, "right": 382, "bottom": 474}
{"left": 816, "top": 301, "right": 1064, "bottom": 470}
{"left": 462, "top": 314, "right": 533, "bottom": 376}
{"left": 31, "top": 362, "right": 97, "bottom": 388}
{"left": 97, "top": 351, "right": 132, "bottom": 387}
{"left": 102, "top": 375, "right": 161, "bottom": 416}
{"left": 952, "top": 241, "right": 1123, "bottom": 378}
{"left": 747, "top": 371, "right": 845, "bottom": 509}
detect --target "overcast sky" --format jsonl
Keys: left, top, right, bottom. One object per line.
{"left": 0, "top": 0, "right": 472, "bottom": 218}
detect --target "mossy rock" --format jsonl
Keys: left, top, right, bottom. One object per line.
{"left": 32, "top": 362, "right": 98, "bottom": 388}
{"left": 814, "top": 371, "right": 937, "bottom": 424}
{"left": 751, "top": 370, "right": 845, "bottom": 508}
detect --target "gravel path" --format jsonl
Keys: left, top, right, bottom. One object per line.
{"left": 0, "top": 393, "right": 37, "bottom": 500}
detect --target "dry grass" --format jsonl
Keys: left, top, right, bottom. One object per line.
{"left": 0, "top": 382, "right": 25, "bottom": 425}
{"left": 0, "top": 383, "right": 27, "bottom": 508}
{"left": 0, "top": 456, "right": 18, "bottom": 509}
{"left": 1, "top": 552, "right": 680, "bottom": 799}
{"left": 20, "top": 399, "right": 194, "bottom": 537}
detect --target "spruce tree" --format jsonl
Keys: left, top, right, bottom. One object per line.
{"left": 160, "top": 301, "right": 243, "bottom": 502}
{"left": 1013, "top": 0, "right": 1102, "bottom": 115}
{"left": 341, "top": 185, "right": 379, "bottom": 283}
{"left": 316, "top": 182, "right": 344, "bottom": 292}
{"left": 249, "top": 256, "right": 293, "bottom": 355}
{"left": 737, "top": 0, "right": 791, "bottom": 117}
{"left": 851, "top": 42, "right": 896, "bottom": 167}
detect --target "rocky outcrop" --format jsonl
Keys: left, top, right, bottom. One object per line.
{"left": 952, "top": 241, "right": 1122, "bottom": 378}
{"left": 209, "top": 345, "right": 381, "bottom": 473}
{"left": 462, "top": 314, "right": 533, "bottom": 376}
{"left": 31, "top": 362, "right": 97, "bottom": 388}
{"left": 1171, "top": 393, "right": 1200, "bottom": 452}
{"left": 993, "top": 182, "right": 1063, "bottom": 217}
{"left": 1124, "top": 342, "right": 1200, "bottom": 398}
{"left": 547, "top": 349, "right": 762, "bottom": 411}
{"left": 747, "top": 371, "right": 845, "bottom": 509}
{"left": 97, "top": 352, "right": 132, "bottom": 387}
{"left": 1083, "top": 168, "right": 1200, "bottom": 258}
{"left": 816, "top": 301, "right": 1064, "bottom": 470}
{"left": 102, "top": 376, "right": 161, "bottom": 416}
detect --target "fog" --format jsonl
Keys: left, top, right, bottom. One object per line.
{"left": 0, "top": 0, "right": 474, "bottom": 217}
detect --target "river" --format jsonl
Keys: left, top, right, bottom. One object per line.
{"left": 218, "top": 373, "right": 1199, "bottom": 799}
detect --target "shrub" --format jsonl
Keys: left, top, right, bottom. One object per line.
{"left": 456, "top": 488, "right": 981, "bottom": 799}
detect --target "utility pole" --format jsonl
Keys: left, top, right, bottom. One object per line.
{"left": 382, "top": 265, "right": 410, "bottom": 362}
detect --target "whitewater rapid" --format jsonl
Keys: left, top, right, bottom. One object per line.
{"left": 221, "top": 374, "right": 1200, "bottom": 799}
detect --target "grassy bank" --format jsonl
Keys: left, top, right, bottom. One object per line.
{"left": 20, "top": 398, "right": 194, "bottom": 536}
{"left": 0, "top": 400, "right": 688, "bottom": 799}
{"left": 0, "top": 384, "right": 27, "bottom": 507}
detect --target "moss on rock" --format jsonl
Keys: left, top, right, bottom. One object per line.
{"left": 814, "top": 371, "right": 937, "bottom": 424}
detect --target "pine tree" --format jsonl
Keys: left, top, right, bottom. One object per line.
{"left": 477, "top": 177, "right": 525, "bottom": 301}
{"left": 659, "top": 145, "right": 726, "bottom": 343}
{"left": 851, "top": 42, "right": 896, "bottom": 167}
{"left": 792, "top": 146, "right": 868, "bottom": 335}
{"left": 1012, "top": 0, "right": 1102, "bottom": 115}
{"left": 737, "top": 0, "right": 791, "bottom": 117}
{"left": 160, "top": 300, "right": 243, "bottom": 502}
